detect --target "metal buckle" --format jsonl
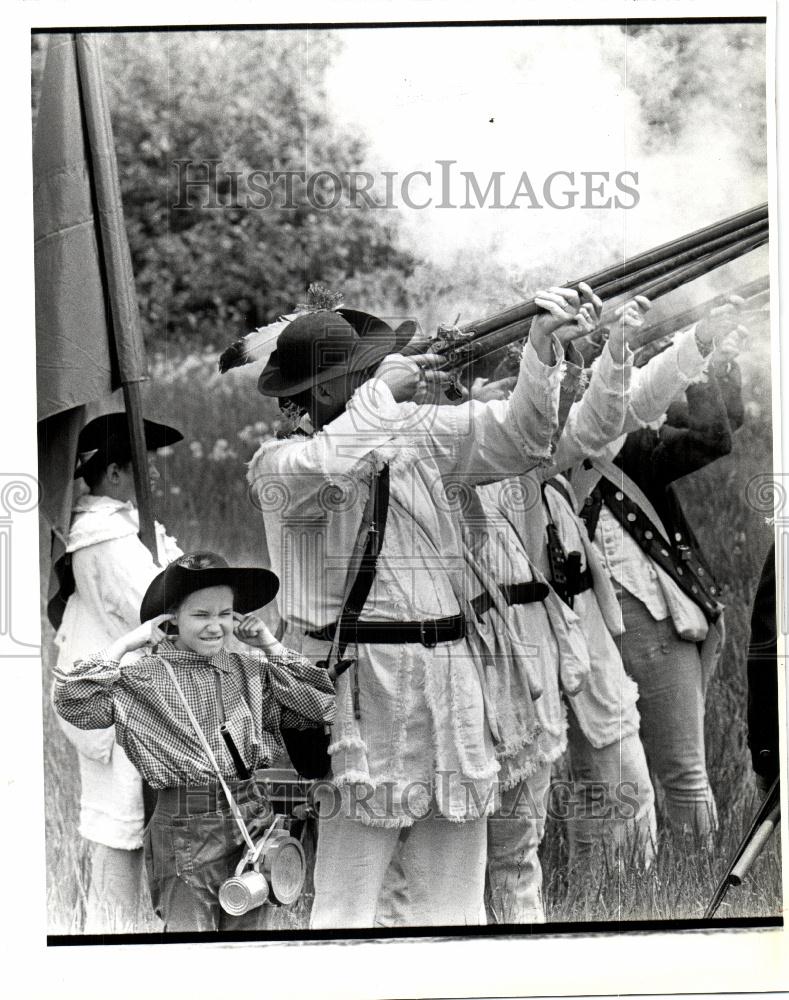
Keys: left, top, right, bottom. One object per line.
{"left": 420, "top": 619, "right": 438, "bottom": 647}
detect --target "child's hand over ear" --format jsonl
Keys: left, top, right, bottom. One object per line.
{"left": 108, "top": 614, "right": 174, "bottom": 660}
{"left": 233, "top": 613, "right": 284, "bottom": 656}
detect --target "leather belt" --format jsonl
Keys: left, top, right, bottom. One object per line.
{"left": 306, "top": 613, "right": 466, "bottom": 648}
{"left": 470, "top": 580, "right": 549, "bottom": 618}
{"left": 153, "top": 776, "right": 270, "bottom": 816}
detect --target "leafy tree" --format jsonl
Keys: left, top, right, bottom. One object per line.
{"left": 33, "top": 31, "right": 415, "bottom": 349}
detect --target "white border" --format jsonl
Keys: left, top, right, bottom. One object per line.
{"left": 3, "top": 1, "right": 786, "bottom": 997}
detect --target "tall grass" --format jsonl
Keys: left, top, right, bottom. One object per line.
{"left": 41, "top": 328, "right": 782, "bottom": 933}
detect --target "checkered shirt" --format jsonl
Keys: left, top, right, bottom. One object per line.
{"left": 53, "top": 640, "right": 336, "bottom": 788}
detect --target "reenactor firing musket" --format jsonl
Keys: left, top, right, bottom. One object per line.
{"left": 704, "top": 777, "right": 781, "bottom": 918}
{"left": 218, "top": 204, "right": 768, "bottom": 394}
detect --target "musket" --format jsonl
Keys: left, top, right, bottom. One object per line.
{"left": 590, "top": 218, "right": 767, "bottom": 301}
{"left": 703, "top": 777, "right": 781, "bottom": 918}
{"left": 421, "top": 207, "right": 768, "bottom": 375}
{"left": 430, "top": 234, "right": 767, "bottom": 371}
{"left": 629, "top": 229, "right": 768, "bottom": 304}
{"left": 627, "top": 274, "right": 770, "bottom": 352}
{"left": 456, "top": 203, "right": 767, "bottom": 338}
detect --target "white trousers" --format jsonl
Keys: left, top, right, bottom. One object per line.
{"left": 485, "top": 763, "right": 552, "bottom": 924}
{"left": 310, "top": 787, "right": 487, "bottom": 929}
{"left": 375, "top": 765, "right": 551, "bottom": 927}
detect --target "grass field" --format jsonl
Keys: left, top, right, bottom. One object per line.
{"left": 41, "top": 323, "right": 783, "bottom": 934}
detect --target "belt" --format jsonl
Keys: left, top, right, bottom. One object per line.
{"left": 306, "top": 613, "right": 466, "bottom": 648}
{"left": 470, "top": 580, "right": 549, "bottom": 618}
{"left": 153, "top": 775, "right": 271, "bottom": 816}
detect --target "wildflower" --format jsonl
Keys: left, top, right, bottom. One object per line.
{"left": 238, "top": 421, "right": 273, "bottom": 448}
{"left": 209, "top": 438, "right": 237, "bottom": 461}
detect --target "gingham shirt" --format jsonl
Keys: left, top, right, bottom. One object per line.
{"left": 53, "top": 640, "right": 336, "bottom": 788}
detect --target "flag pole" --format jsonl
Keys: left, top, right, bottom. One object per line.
{"left": 73, "top": 33, "right": 159, "bottom": 564}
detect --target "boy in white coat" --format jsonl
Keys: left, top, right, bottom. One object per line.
{"left": 53, "top": 412, "right": 183, "bottom": 931}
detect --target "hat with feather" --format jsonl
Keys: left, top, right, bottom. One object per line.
{"left": 218, "top": 283, "right": 418, "bottom": 397}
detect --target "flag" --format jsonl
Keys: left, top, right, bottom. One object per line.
{"left": 34, "top": 33, "right": 155, "bottom": 629}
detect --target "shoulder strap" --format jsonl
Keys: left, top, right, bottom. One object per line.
{"left": 544, "top": 476, "right": 575, "bottom": 513}
{"left": 592, "top": 457, "right": 670, "bottom": 543}
{"left": 593, "top": 475, "right": 723, "bottom": 622}
{"left": 332, "top": 463, "right": 391, "bottom": 664}
{"left": 160, "top": 658, "right": 256, "bottom": 852}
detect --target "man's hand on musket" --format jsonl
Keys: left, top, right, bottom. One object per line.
{"left": 372, "top": 352, "right": 451, "bottom": 403}
{"left": 609, "top": 294, "right": 651, "bottom": 364}
{"left": 532, "top": 283, "right": 603, "bottom": 354}
{"left": 695, "top": 295, "right": 749, "bottom": 355}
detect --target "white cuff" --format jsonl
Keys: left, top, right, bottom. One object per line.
{"left": 521, "top": 333, "right": 564, "bottom": 384}
{"left": 675, "top": 325, "right": 706, "bottom": 380}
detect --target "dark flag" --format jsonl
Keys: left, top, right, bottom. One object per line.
{"left": 34, "top": 33, "right": 157, "bottom": 629}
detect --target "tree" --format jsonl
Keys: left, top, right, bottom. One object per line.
{"left": 34, "top": 31, "right": 416, "bottom": 350}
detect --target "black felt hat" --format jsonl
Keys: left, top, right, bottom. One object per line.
{"left": 257, "top": 308, "right": 402, "bottom": 397}
{"left": 139, "top": 552, "right": 280, "bottom": 622}
{"left": 74, "top": 412, "right": 183, "bottom": 480}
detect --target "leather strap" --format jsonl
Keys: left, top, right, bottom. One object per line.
{"left": 161, "top": 659, "right": 256, "bottom": 852}
{"left": 308, "top": 612, "right": 466, "bottom": 647}
{"left": 331, "top": 463, "right": 390, "bottom": 665}
{"left": 470, "top": 581, "right": 549, "bottom": 618}
{"left": 591, "top": 474, "right": 723, "bottom": 622}
{"left": 591, "top": 457, "right": 671, "bottom": 543}
{"left": 543, "top": 476, "right": 575, "bottom": 511}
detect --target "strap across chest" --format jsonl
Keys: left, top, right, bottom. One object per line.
{"left": 579, "top": 474, "right": 723, "bottom": 623}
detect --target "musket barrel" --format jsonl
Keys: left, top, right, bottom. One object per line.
{"left": 438, "top": 229, "right": 768, "bottom": 370}
{"left": 629, "top": 275, "right": 770, "bottom": 350}
{"left": 462, "top": 203, "right": 768, "bottom": 336}
{"left": 593, "top": 219, "right": 767, "bottom": 301}
{"left": 636, "top": 230, "right": 768, "bottom": 302}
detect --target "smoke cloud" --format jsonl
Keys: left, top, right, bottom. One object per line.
{"left": 326, "top": 22, "right": 768, "bottom": 331}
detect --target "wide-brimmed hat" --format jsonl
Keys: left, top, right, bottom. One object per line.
{"left": 140, "top": 552, "right": 279, "bottom": 622}
{"left": 257, "top": 308, "right": 408, "bottom": 397}
{"left": 74, "top": 412, "right": 183, "bottom": 480}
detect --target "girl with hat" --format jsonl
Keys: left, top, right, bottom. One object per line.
{"left": 54, "top": 551, "right": 336, "bottom": 932}
{"left": 52, "top": 412, "right": 184, "bottom": 932}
